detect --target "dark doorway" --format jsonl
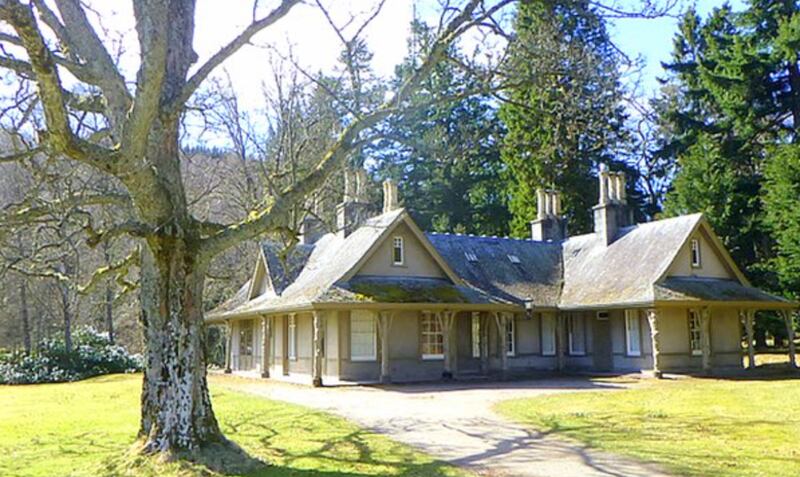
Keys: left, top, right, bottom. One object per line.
{"left": 592, "top": 312, "right": 613, "bottom": 371}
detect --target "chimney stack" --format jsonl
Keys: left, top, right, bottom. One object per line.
{"left": 383, "top": 178, "right": 400, "bottom": 213}
{"left": 337, "top": 168, "right": 371, "bottom": 237}
{"left": 531, "top": 188, "right": 567, "bottom": 242}
{"left": 593, "top": 165, "right": 631, "bottom": 245}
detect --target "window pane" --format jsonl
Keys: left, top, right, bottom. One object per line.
{"left": 569, "top": 315, "right": 585, "bottom": 355}
{"left": 625, "top": 311, "right": 641, "bottom": 356}
{"left": 689, "top": 311, "right": 702, "bottom": 355}
{"left": 421, "top": 313, "right": 443, "bottom": 357}
{"left": 351, "top": 311, "right": 376, "bottom": 361}
{"left": 471, "top": 314, "right": 480, "bottom": 358}
{"left": 506, "top": 317, "right": 515, "bottom": 356}
{"left": 288, "top": 315, "right": 296, "bottom": 359}
{"left": 393, "top": 237, "right": 404, "bottom": 264}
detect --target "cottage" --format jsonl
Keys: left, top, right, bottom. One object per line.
{"left": 207, "top": 169, "right": 797, "bottom": 385}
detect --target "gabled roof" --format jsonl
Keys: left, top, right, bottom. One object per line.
{"left": 207, "top": 208, "right": 485, "bottom": 321}
{"left": 559, "top": 214, "right": 704, "bottom": 309}
{"left": 427, "top": 233, "right": 563, "bottom": 308}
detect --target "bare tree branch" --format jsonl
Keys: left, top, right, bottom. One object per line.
{"left": 199, "top": 0, "right": 513, "bottom": 259}
{"left": 173, "top": 0, "right": 301, "bottom": 112}
{"left": 0, "top": 0, "right": 120, "bottom": 172}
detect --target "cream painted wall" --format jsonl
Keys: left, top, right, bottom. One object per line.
{"left": 655, "top": 306, "right": 743, "bottom": 370}
{"left": 355, "top": 222, "right": 446, "bottom": 278}
{"left": 667, "top": 229, "right": 734, "bottom": 279}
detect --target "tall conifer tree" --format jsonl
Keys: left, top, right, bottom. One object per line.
{"left": 499, "top": 0, "right": 628, "bottom": 236}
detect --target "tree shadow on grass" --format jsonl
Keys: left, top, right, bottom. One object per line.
{"left": 224, "top": 410, "right": 463, "bottom": 477}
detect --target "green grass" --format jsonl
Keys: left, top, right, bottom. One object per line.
{"left": 0, "top": 374, "right": 469, "bottom": 477}
{"left": 496, "top": 377, "right": 800, "bottom": 477}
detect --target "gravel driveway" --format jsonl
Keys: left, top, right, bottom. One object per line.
{"left": 215, "top": 375, "right": 672, "bottom": 477}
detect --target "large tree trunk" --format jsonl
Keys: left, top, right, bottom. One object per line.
{"left": 137, "top": 238, "right": 223, "bottom": 452}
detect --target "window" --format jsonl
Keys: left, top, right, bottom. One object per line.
{"left": 506, "top": 316, "right": 516, "bottom": 356}
{"left": 420, "top": 313, "right": 444, "bottom": 359}
{"left": 541, "top": 314, "right": 556, "bottom": 356}
{"left": 392, "top": 236, "right": 404, "bottom": 265}
{"left": 567, "top": 314, "right": 586, "bottom": 355}
{"left": 350, "top": 311, "right": 376, "bottom": 361}
{"left": 690, "top": 238, "right": 701, "bottom": 268}
{"left": 625, "top": 310, "right": 641, "bottom": 357}
{"left": 507, "top": 254, "right": 521, "bottom": 264}
{"left": 465, "top": 251, "right": 478, "bottom": 262}
{"left": 471, "top": 313, "right": 481, "bottom": 358}
{"left": 288, "top": 315, "right": 297, "bottom": 360}
{"left": 238, "top": 320, "right": 255, "bottom": 369}
{"left": 688, "top": 310, "right": 702, "bottom": 355}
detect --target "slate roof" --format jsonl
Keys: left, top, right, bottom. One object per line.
{"left": 559, "top": 214, "right": 703, "bottom": 308}
{"left": 426, "top": 233, "right": 562, "bottom": 308}
{"left": 208, "top": 208, "right": 795, "bottom": 321}
{"left": 654, "top": 277, "right": 793, "bottom": 306}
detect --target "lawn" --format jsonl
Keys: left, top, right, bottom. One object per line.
{"left": 496, "top": 377, "right": 800, "bottom": 477}
{"left": 0, "top": 374, "right": 468, "bottom": 477}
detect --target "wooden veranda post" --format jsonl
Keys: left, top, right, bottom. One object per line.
{"left": 556, "top": 314, "right": 566, "bottom": 372}
{"left": 782, "top": 310, "right": 797, "bottom": 369}
{"left": 743, "top": 310, "right": 755, "bottom": 370}
{"left": 700, "top": 307, "right": 712, "bottom": 372}
{"left": 480, "top": 312, "right": 490, "bottom": 375}
{"left": 437, "top": 311, "right": 457, "bottom": 379}
{"left": 261, "top": 316, "right": 271, "bottom": 378}
{"left": 493, "top": 312, "right": 509, "bottom": 378}
{"left": 224, "top": 320, "right": 233, "bottom": 374}
{"left": 646, "top": 309, "right": 663, "bottom": 379}
{"left": 377, "top": 311, "right": 395, "bottom": 383}
{"left": 312, "top": 311, "right": 324, "bottom": 387}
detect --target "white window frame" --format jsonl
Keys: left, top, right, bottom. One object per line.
{"left": 288, "top": 314, "right": 297, "bottom": 361}
{"left": 471, "top": 312, "right": 481, "bottom": 358}
{"left": 568, "top": 314, "right": 586, "bottom": 356}
{"left": 392, "top": 236, "right": 404, "bottom": 265}
{"left": 506, "top": 316, "right": 516, "bottom": 357}
{"left": 688, "top": 310, "right": 702, "bottom": 356}
{"left": 624, "top": 310, "right": 642, "bottom": 357}
{"left": 350, "top": 310, "right": 377, "bottom": 362}
{"left": 420, "top": 312, "right": 444, "bottom": 360}
{"left": 541, "top": 314, "right": 556, "bottom": 356}
{"left": 690, "top": 238, "right": 701, "bottom": 268}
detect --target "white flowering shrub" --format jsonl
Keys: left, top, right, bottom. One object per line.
{"left": 0, "top": 327, "right": 142, "bottom": 384}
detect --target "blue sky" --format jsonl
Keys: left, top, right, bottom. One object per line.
{"left": 610, "top": 0, "right": 745, "bottom": 97}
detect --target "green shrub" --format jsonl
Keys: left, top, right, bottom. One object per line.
{"left": 0, "top": 327, "right": 142, "bottom": 385}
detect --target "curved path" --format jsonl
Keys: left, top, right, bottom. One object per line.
{"left": 214, "top": 375, "right": 672, "bottom": 477}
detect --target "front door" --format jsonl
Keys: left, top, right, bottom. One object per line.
{"left": 592, "top": 312, "right": 613, "bottom": 371}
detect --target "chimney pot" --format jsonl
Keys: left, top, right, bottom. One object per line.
{"left": 616, "top": 172, "right": 626, "bottom": 202}
{"left": 383, "top": 178, "right": 399, "bottom": 213}
{"left": 531, "top": 188, "right": 567, "bottom": 242}
{"left": 536, "top": 188, "right": 547, "bottom": 219}
{"left": 599, "top": 169, "right": 609, "bottom": 205}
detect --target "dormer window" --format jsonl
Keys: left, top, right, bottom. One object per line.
{"left": 507, "top": 254, "right": 521, "bottom": 264}
{"left": 690, "top": 239, "right": 701, "bottom": 268}
{"left": 392, "top": 236, "right": 404, "bottom": 265}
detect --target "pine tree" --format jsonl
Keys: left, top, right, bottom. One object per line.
{"left": 372, "top": 21, "right": 510, "bottom": 236}
{"left": 499, "top": 0, "right": 629, "bottom": 236}
{"left": 660, "top": 2, "right": 800, "bottom": 290}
